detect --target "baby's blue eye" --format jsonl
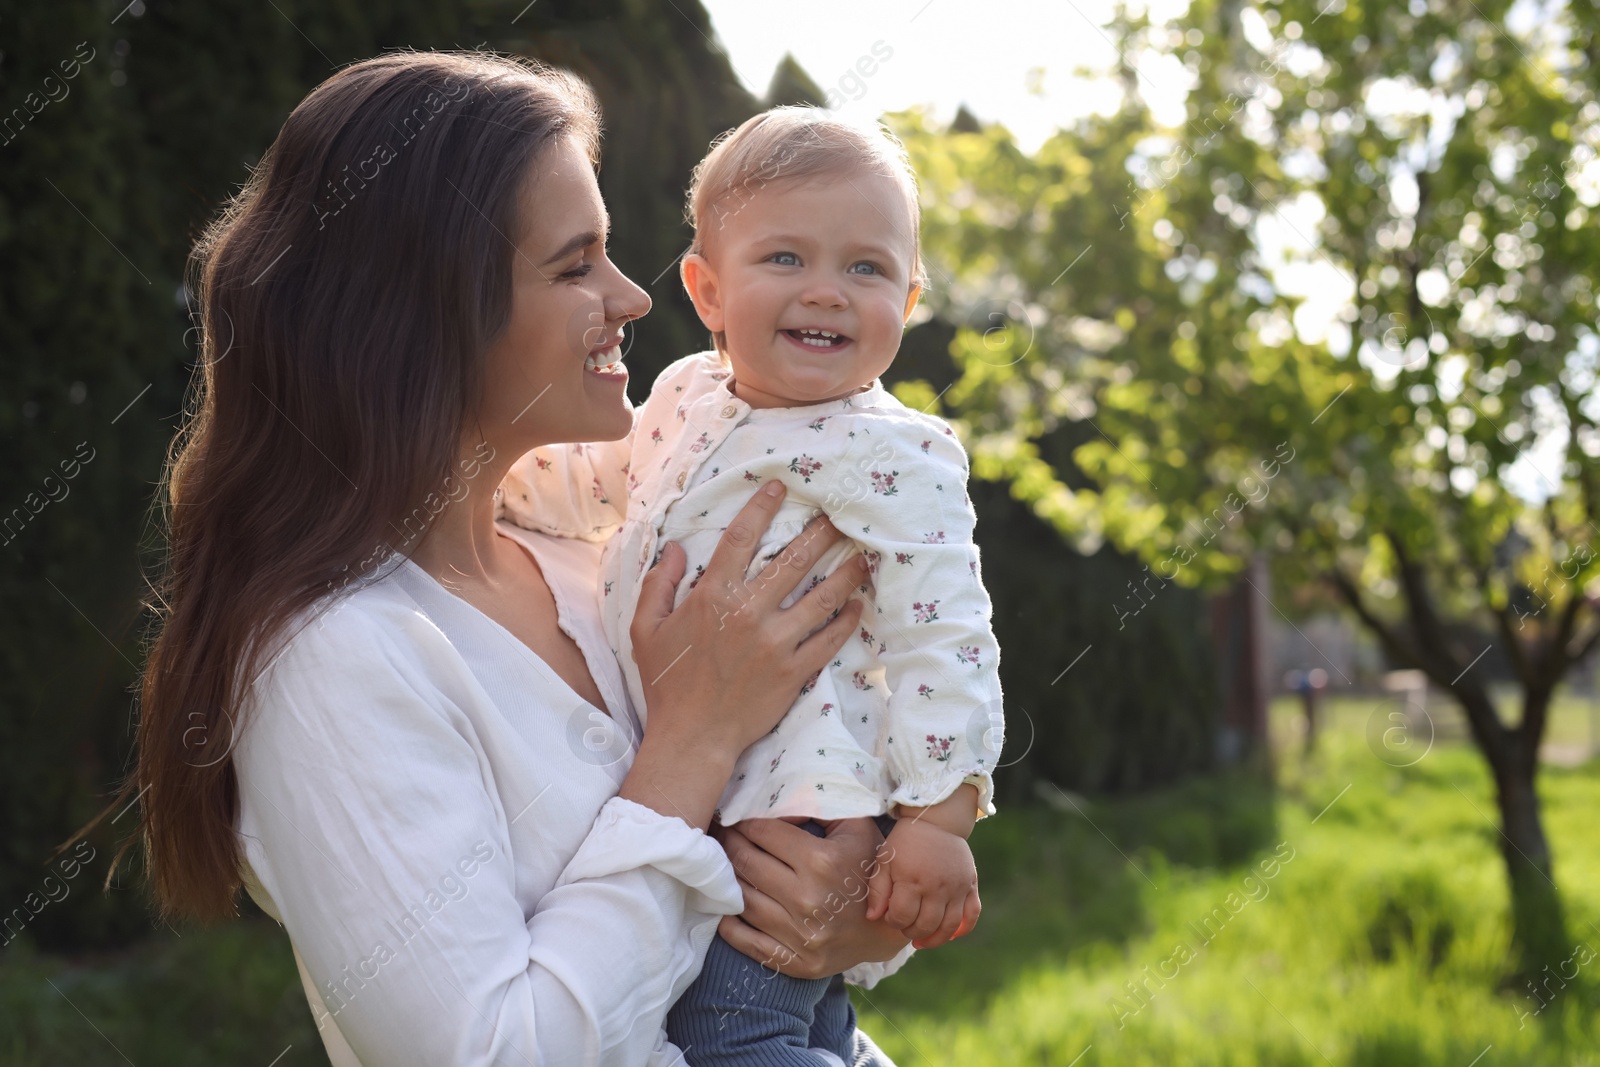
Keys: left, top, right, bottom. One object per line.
{"left": 769, "top": 252, "right": 800, "bottom": 266}
{"left": 849, "top": 262, "right": 881, "bottom": 275}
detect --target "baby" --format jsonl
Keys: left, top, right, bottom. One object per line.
{"left": 499, "top": 107, "right": 1004, "bottom": 1065}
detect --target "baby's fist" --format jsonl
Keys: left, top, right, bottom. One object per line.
{"left": 866, "top": 818, "right": 981, "bottom": 949}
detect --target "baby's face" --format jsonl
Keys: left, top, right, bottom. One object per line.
{"left": 687, "top": 170, "right": 919, "bottom": 409}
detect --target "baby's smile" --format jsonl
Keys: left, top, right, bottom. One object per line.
{"left": 682, "top": 168, "right": 920, "bottom": 411}
{"left": 782, "top": 327, "right": 853, "bottom": 351}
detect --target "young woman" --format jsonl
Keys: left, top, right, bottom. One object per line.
{"left": 112, "top": 51, "right": 908, "bottom": 1065}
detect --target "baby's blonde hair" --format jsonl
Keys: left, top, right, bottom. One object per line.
{"left": 685, "top": 106, "right": 927, "bottom": 355}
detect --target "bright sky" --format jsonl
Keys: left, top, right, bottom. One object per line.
{"left": 698, "top": 0, "right": 1190, "bottom": 152}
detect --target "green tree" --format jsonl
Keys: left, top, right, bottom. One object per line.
{"left": 894, "top": 0, "right": 1599, "bottom": 975}
{"left": 765, "top": 52, "right": 826, "bottom": 108}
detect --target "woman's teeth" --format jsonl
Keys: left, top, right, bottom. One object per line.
{"left": 788, "top": 329, "right": 846, "bottom": 348}
{"left": 585, "top": 345, "right": 622, "bottom": 371}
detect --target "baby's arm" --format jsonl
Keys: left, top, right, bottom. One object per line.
{"left": 865, "top": 783, "right": 981, "bottom": 949}
{"left": 811, "top": 413, "right": 1003, "bottom": 947}
{"left": 824, "top": 415, "right": 1003, "bottom": 817}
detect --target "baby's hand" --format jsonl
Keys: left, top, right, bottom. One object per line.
{"left": 864, "top": 818, "right": 980, "bottom": 950}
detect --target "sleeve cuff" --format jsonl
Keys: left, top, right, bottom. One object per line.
{"left": 556, "top": 796, "right": 744, "bottom": 915}
{"left": 964, "top": 770, "right": 997, "bottom": 820}
{"left": 889, "top": 767, "right": 997, "bottom": 821}
{"left": 843, "top": 942, "right": 915, "bottom": 989}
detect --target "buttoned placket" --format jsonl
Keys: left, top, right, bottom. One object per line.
{"left": 670, "top": 386, "right": 747, "bottom": 495}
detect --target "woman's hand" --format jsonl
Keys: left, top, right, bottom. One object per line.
{"left": 620, "top": 481, "right": 868, "bottom": 830}
{"left": 631, "top": 480, "right": 867, "bottom": 760}
{"left": 713, "top": 817, "right": 912, "bottom": 979}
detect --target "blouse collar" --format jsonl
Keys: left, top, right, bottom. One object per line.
{"left": 706, "top": 365, "right": 888, "bottom": 422}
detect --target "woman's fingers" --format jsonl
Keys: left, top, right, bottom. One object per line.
{"left": 727, "top": 816, "right": 827, "bottom": 875}
{"left": 630, "top": 487, "right": 845, "bottom": 758}
{"left": 792, "top": 576, "right": 866, "bottom": 664}
{"left": 719, "top": 824, "right": 799, "bottom": 888}
{"left": 697, "top": 480, "right": 788, "bottom": 602}
{"left": 723, "top": 817, "right": 912, "bottom": 977}
{"left": 716, "top": 914, "right": 800, "bottom": 974}
{"left": 863, "top": 859, "right": 893, "bottom": 923}
{"left": 779, "top": 586, "right": 864, "bottom": 702}
{"left": 732, "top": 819, "right": 860, "bottom": 944}
{"left": 785, "top": 550, "right": 869, "bottom": 642}
{"left": 630, "top": 541, "right": 686, "bottom": 641}
{"left": 720, "top": 884, "right": 830, "bottom": 980}
{"left": 750, "top": 510, "right": 847, "bottom": 606}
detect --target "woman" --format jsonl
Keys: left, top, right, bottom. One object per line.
{"left": 115, "top": 51, "right": 910, "bottom": 1064}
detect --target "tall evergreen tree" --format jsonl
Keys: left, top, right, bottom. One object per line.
{"left": 0, "top": 0, "right": 757, "bottom": 948}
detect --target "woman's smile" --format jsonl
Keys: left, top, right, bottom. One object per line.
{"left": 584, "top": 335, "right": 628, "bottom": 381}
{"left": 483, "top": 135, "right": 648, "bottom": 443}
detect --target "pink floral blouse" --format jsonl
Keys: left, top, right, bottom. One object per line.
{"left": 498, "top": 352, "right": 1004, "bottom": 828}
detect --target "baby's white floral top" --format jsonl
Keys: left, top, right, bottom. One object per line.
{"left": 499, "top": 351, "right": 1004, "bottom": 828}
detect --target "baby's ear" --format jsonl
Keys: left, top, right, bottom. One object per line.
{"left": 902, "top": 283, "right": 923, "bottom": 325}
{"left": 681, "top": 253, "right": 725, "bottom": 333}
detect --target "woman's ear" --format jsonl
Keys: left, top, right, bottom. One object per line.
{"left": 902, "top": 283, "right": 923, "bottom": 324}
{"left": 681, "top": 253, "right": 725, "bottom": 333}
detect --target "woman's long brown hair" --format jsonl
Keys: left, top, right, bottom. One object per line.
{"left": 81, "top": 52, "right": 600, "bottom": 923}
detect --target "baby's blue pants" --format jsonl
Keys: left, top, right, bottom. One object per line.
{"left": 666, "top": 816, "right": 899, "bottom": 1066}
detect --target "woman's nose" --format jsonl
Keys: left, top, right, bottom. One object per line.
{"left": 607, "top": 261, "right": 652, "bottom": 324}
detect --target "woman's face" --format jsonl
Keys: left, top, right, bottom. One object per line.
{"left": 477, "top": 135, "right": 650, "bottom": 451}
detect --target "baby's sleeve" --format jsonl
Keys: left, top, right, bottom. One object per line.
{"left": 823, "top": 417, "right": 1004, "bottom": 821}
{"left": 497, "top": 414, "right": 635, "bottom": 543}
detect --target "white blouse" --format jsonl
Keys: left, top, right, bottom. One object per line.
{"left": 234, "top": 526, "right": 746, "bottom": 1066}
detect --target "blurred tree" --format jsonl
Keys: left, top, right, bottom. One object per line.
{"left": 948, "top": 104, "right": 984, "bottom": 135}
{"left": 893, "top": 0, "right": 1599, "bottom": 975}
{"left": 885, "top": 322, "right": 1222, "bottom": 804}
{"left": 765, "top": 52, "right": 826, "bottom": 108}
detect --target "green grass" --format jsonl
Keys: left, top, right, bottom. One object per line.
{"left": 1, "top": 916, "right": 323, "bottom": 1066}
{"left": 854, "top": 701, "right": 1600, "bottom": 1066}
{"left": 5, "top": 698, "right": 1597, "bottom": 1065}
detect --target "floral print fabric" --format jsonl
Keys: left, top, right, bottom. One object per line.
{"left": 498, "top": 352, "right": 1004, "bottom": 826}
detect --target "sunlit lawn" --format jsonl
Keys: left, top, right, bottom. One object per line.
{"left": 5, "top": 692, "right": 1598, "bottom": 1065}
{"left": 857, "top": 694, "right": 1600, "bottom": 1066}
